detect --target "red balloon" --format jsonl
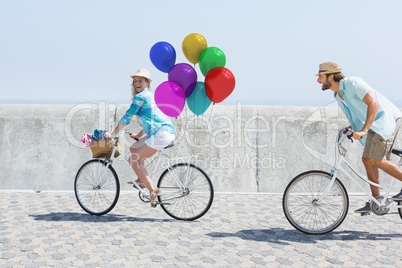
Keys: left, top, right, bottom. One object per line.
{"left": 205, "top": 67, "right": 235, "bottom": 103}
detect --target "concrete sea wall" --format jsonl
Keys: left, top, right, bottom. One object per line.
{"left": 1, "top": 104, "right": 402, "bottom": 193}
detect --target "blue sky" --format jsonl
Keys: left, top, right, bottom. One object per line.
{"left": 1, "top": 0, "right": 402, "bottom": 106}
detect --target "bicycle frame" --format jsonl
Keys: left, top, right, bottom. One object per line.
{"left": 321, "top": 129, "right": 402, "bottom": 209}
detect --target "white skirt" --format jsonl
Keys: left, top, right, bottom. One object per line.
{"left": 145, "top": 128, "right": 175, "bottom": 150}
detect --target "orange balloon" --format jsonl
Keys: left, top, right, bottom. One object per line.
{"left": 182, "top": 33, "right": 208, "bottom": 64}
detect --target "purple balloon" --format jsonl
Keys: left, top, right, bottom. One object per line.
{"left": 154, "top": 81, "right": 185, "bottom": 118}
{"left": 168, "top": 63, "right": 197, "bottom": 97}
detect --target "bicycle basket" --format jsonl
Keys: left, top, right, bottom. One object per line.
{"left": 90, "top": 140, "right": 120, "bottom": 158}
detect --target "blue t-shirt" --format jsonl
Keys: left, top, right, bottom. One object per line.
{"left": 119, "top": 89, "right": 175, "bottom": 136}
{"left": 335, "top": 77, "right": 402, "bottom": 144}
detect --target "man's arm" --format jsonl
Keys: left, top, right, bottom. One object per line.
{"left": 353, "top": 91, "right": 379, "bottom": 140}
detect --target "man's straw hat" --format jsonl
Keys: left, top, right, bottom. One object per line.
{"left": 316, "top": 62, "right": 342, "bottom": 76}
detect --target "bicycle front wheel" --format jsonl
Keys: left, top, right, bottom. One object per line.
{"left": 282, "top": 170, "right": 349, "bottom": 234}
{"left": 74, "top": 159, "right": 120, "bottom": 216}
{"left": 157, "top": 163, "right": 214, "bottom": 221}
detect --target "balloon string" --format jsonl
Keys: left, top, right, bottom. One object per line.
{"left": 195, "top": 115, "right": 199, "bottom": 158}
{"left": 208, "top": 103, "right": 215, "bottom": 124}
{"left": 184, "top": 102, "right": 188, "bottom": 122}
{"left": 184, "top": 104, "right": 194, "bottom": 157}
{"left": 192, "top": 114, "right": 197, "bottom": 158}
{"left": 191, "top": 113, "right": 197, "bottom": 155}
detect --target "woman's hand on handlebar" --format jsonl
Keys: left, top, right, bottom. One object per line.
{"left": 129, "top": 132, "right": 140, "bottom": 141}
{"left": 104, "top": 131, "right": 112, "bottom": 139}
{"left": 104, "top": 131, "right": 120, "bottom": 140}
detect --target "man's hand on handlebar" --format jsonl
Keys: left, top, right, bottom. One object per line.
{"left": 352, "top": 130, "right": 367, "bottom": 141}
{"left": 342, "top": 126, "right": 366, "bottom": 141}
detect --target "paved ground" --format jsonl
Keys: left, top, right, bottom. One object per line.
{"left": 1, "top": 191, "right": 402, "bottom": 267}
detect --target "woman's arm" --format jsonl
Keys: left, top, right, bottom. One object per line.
{"left": 105, "top": 122, "right": 125, "bottom": 139}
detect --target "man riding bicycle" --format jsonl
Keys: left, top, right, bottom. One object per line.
{"left": 316, "top": 62, "right": 402, "bottom": 213}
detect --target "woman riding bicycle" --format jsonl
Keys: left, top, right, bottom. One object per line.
{"left": 104, "top": 68, "right": 175, "bottom": 207}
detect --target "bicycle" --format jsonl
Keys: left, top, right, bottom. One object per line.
{"left": 282, "top": 128, "right": 402, "bottom": 234}
{"left": 74, "top": 131, "right": 214, "bottom": 221}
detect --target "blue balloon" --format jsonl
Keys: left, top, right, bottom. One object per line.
{"left": 149, "top": 41, "right": 176, "bottom": 73}
{"left": 186, "top": 81, "right": 212, "bottom": 116}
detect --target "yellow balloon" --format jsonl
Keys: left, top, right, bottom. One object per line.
{"left": 182, "top": 33, "right": 208, "bottom": 64}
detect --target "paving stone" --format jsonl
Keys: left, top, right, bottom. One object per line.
{"left": 1, "top": 192, "right": 402, "bottom": 267}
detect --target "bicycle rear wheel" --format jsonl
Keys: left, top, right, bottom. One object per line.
{"left": 157, "top": 163, "right": 214, "bottom": 221}
{"left": 282, "top": 170, "right": 349, "bottom": 234}
{"left": 74, "top": 159, "right": 120, "bottom": 216}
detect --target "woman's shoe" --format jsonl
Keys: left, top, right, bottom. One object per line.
{"left": 150, "top": 188, "right": 161, "bottom": 208}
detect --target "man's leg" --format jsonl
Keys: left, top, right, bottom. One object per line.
{"left": 366, "top": 158, "right": 402, "bottom": 201}
{"left": 355, "top": 130, "right": 383, "bottom": 213}
{"left": 362, "top": 119, "right": 402, "bottom": 200}
{"left": 373, "top": 159, "right": 402, "bottom": 182}
{"left": 362, "top": 157, "right": 381, "bottom": 197}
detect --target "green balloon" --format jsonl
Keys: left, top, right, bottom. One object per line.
{"left": 199, "top": 47, "right": 226, "bottom": 76}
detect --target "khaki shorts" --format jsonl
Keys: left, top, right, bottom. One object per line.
{"left": 363, "top": 118, "right": 401, "bottom": 160}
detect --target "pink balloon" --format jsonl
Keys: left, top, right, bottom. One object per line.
{"left": 154, "top": 81, "right": 185, "bottom": 117}
{"left": 168, "top": 63, "right": 197, "bottom": 97}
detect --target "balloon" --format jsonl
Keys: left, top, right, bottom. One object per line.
{"left": 199, "top": 47, "right": 226, "bottom": 76}
{"left": 168, "top": 63, "right": 197, "bottom": 98}
{"left": 154, "top": 81, "right": 185, "bottom": 117}
{"left": 205, "top": 67, "right": 235, "bottom": 103}
{"left": 149, "top": 41, "right": 176, "bottom": 73}
{"left": 182, "top": 33, "right": 208, "bottom": 64}
{"left": 186, "top": 82, "right": 212, "bottom": 116}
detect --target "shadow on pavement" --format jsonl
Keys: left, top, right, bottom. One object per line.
{"left": 206, "top": 228, "right": 400, "bottom": 245}
{"left": 29, "top": 212, "right": 173, "bottom": 223}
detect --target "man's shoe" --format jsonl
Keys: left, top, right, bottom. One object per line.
{"left": 354, "top": 201, "right": 371, "bottom": 214}
{"left": 354, "top": 196, "right": 384, "bottom": 214}
{"left": 391, "top": 191, "right": 402, "bottom": 201}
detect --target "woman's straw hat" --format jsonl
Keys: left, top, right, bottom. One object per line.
{"left": 130, "top": 68, "right": 152, "bottom": 83}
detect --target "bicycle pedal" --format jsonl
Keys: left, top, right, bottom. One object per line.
{"left": 360, "top": 212, "right": 370, "bottom": 216}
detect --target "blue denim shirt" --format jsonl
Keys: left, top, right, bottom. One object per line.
{"left": 335, "top": 77, "right": 402, "bottom": 144}
{"left": 119, "top": 89, "right": 175, "bottom": 136}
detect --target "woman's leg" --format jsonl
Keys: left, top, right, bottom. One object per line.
{"left": 129, "top": 139, "right": 159, "bottom": 199}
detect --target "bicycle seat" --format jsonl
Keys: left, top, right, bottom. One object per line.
{"left": 164, "top": 141, "right": 174, "bottom": 149}
{"left": 392, "top": 148, "right": 402, "bottom": 157}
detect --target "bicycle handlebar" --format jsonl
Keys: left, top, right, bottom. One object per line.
{"left": 108, "top": 130, "right": 139, "bottom": 143}
{"left": 125, "top": 130, "right": 139, "bottom": 141}
{"left": 336, "top": 128, "right": 354, "bottom": 144}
